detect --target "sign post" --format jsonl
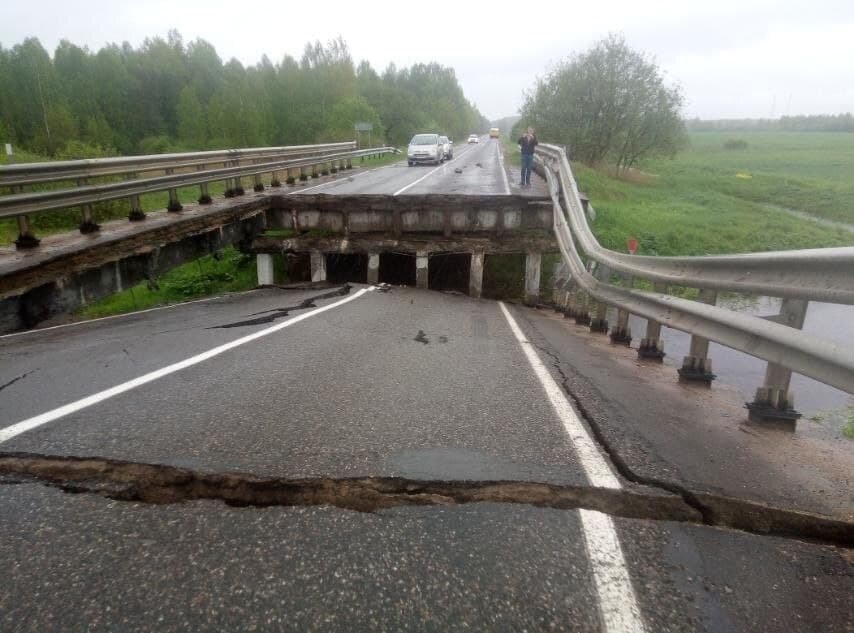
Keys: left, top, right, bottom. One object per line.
{"left": 354, "top": 122, "right": 373, "bottom": 149}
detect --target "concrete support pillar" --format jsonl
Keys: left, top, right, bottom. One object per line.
{"left": 367, "top": 252, "right": 380, "bottom": 285}
{"left": 524, "top": 252, "right": 541, "bottom": 306}
{"left": 678, "top": 288, "right": 718, "bottom": 385}
{"left": 310, "top": 251, "right": 327, "bottom": 282}
{"left": 469, "top": 250, "right": 485, "bottom": 298}
{"left": 638, "top": 282, "right": 667, "bottom": 361}
{"left": 416, "top": 250, "right": 429, "bottom": 289}
{"left": 746, "top": 298, "right": 808, "bottom": 428}
{"left": 256, "top": 253, "right": 274, "bottom": 286}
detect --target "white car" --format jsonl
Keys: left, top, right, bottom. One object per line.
{"left": 439, "top": 135, "right": 453, "bottom": 160}
{"left": 407, "top": 133, "right": 442, "bottom": 165}
{"left": 467, "top": 134, "right": 479, "bottom": 144}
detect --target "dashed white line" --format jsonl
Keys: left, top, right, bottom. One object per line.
{"left": 0, "top": 287, "right": 374, "bottom": 444}
{"left": 498, "top": 301, "right": 646, "bottom": 633}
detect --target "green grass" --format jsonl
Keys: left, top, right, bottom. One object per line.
{"left": 574, "top": 132, "right": 854, "bottom": 256}
{"left": 79, "top": 247, "right": 262, "bottom": 318}
{"left": 843, "top": 408, "right": 854, "bottom": 440}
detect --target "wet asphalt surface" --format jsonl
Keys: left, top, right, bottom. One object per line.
{"left": 1, "top": 151, "right": 851, "bottom": 631}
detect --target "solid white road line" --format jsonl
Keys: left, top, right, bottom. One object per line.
{"left": 497, "top": 141, "right": 511, "bottom": 195}
{"left": 498, "top": 301, "right": 646, "bottom": 633}
{"left": 0, "top": 287, "right": 374, "bottom": 444}
{"left": 498, "top": 301, "right": 619, "bottom": 488}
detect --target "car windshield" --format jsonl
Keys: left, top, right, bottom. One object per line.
{"left": 410, "top": 134, "right": 438, "bottom": 145}
{"left": 439, "top": 137, "right": 448, "bottom": 143}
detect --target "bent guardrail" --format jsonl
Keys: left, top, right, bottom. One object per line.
{"left": 535, "top": 143, "right": 854, "bottom": 426}
{"left": 0, "top": 143, "right": 396, "bottom": 247}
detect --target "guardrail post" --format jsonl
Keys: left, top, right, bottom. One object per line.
{"left": 563, "top": 281, "right": 578, "bottom": 319}
{"left": 574, "top": 288, "right": 591, "bottom": 325}
{"left": 367, "top": 252, "right": 380, "bottom": 285}
{"left": 638, "top": 282, "right": 667, "bottom": 361}
{"left": 256, "top": 253, "right": 274, "bottom": 286}
{"left": 77, "top": 178, "right": 100, "bottom": 233}
{"left": 128, "top": 194, "right": 145, "bottom": 220}
{"left": 678, "top": 288, "right": 718, "bottom": 385}
{"left": 271, "top": 171, "right": 282, "bottom": 188}
{"left": 163, "top": 169, "right": 182, "bottom": 212}
{"left": 197, "top": 183, "right": 212, "bottom": 205}
{"left": 469, "top": 249, "right": 485, "bottom": 298}
{"left": 610, "top": 274, "right": 633, "bottom": 345}
{"left": 311, "top": 164, "right": 319, "bottom": 179}
{"left": 253, "top": 173, "right": 265, "bottom": 192}
{"left": 346, "top": 158, "right": 353, "bottom": 170}
{"left": 299, "top": 166, "right": 308, "bottom": 182}
{"left": 524, "top": 252, "right": 541, "bottom": 306}
{"left": 14, "top": 213, "right": 41, "bottom": 249}
{"left": 416, "top": 250, "right": 429, "bottom": 289}
{"left": 745, "top": 298, "right": 808, "bottom": 428}
{"left": 310, "top": 250, "right": 326, "bottom": 282}
{"left": 330, "top": 160, "right": 339, "bottom": 174}
{"left": 285, "top": 168, "right": 295, "bottom": 185}
{"left": 589, "top": 264, "right": 610, "bottom": 333}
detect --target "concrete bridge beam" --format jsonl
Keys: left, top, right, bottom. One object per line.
{"left": 367, "top": 253, "right": 380, "bottom": 285}
{"left": 256, "top": 253, "right": 274, "bottom": 286}
{"left": 311, "top": 250, "right": 327, "bottom": 282}
{"left": 469, "top": 250, "right": 485, "bottom": 299}
{"left": 416, "top": 251, "right": 429, "bottom": 289}
{"left": 524, "top": 252, "right": 541, "bottom": 306}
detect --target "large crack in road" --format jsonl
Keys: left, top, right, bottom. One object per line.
{"left": 0, "top": 452, "right": 851, "bottom": 547}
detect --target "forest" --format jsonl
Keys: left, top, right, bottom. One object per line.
{"left": 0, "top": 31, "right": 490, "bottom": 158}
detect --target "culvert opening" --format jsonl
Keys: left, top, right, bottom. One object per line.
{"left": 379, "top": 252, "right": 416, "bottom": 286}
{"left": 428, "top": 252, "right": 470, "bottom": 293}
{"left": 483, "top": 253, "right": 525, "bottom": 299}
{"left": 326, "top": 253, "right": 368, "bottom": 284}
{"left": 284, "top": 252, "right": 311, "bottom": 283}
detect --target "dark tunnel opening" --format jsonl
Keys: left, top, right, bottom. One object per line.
{"left": 325, "top": 253, "right": 368, "bottom": 284}
{"left": 428, "top": 252, "right": 471, "bottom": 293}
{"left": 379, "top": 252, "right": 416, "bottom": 286}
{"left": 483, "top": 253, "right": 525, "bottom": 299}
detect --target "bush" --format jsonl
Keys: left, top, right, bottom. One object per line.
{"left": 723, "top": 138, "right": 749, "bottom": 150}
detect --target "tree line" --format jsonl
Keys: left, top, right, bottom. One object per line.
{"left": 686, "top": 114, "right": 854, "bottom": 133}
{"left": 0, "top": 31, "right": 489, "bottom": 158}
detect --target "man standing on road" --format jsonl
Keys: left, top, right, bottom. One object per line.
{"left": 518, "top": 127, "right": 538, "bottom": 188}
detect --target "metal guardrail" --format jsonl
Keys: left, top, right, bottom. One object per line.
{"left": 535, "top": 143, "right": 853, "bottom": 424}
{"left": 0, "top": 143, "right": 396, "bottom": 247}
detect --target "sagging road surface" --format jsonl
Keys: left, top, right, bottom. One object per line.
{"left": 0, "top": 145, "right": 852, "bottom": 632}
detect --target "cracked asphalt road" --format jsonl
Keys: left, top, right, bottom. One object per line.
{"left": 1, "top": 284, "right": 851, "bottom": 632}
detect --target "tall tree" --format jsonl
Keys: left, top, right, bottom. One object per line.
{"left": 521, "top": 34, "right": 686, "bottom": 170}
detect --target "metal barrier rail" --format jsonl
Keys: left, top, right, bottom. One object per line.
{"left": 0, "top": 142, "right": 357, "bottom": 187}
{"left": 535, "top": 144, "right": 854, "bottom": 305}
{"left": 536, "top": 143, "right": 853, "bottom": 424}
{"left": 0, "top": 144, "right": 396, "bottom": 247}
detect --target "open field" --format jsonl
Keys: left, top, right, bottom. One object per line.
{"left": 520, "top": 131, "right": 854, "bottom": 256}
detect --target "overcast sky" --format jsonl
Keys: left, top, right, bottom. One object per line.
{"left": 2, "top": 0, "right": 852, "bottom": 120}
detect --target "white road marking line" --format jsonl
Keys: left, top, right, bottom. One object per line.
{"left": 496, "top": 141, "right": 511, "bottom": 195}
{"left": 498, "top": 301, "right": 646, "bottom": 633}
{"left": 0, "top": 287, "right": 374, "bottom": 444}
{"left": 498, "top": 301, "right": 619, "bottom": 488}
{"left": 579, "top": 509, "right": 648, "bottom": 633}
{"left": 392, "top": 145, "right": 475, "bottom": 195}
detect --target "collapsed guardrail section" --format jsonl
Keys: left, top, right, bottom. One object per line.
{"left": 0, "top": 142, "right": 396, "bottom": 248}
{"left": 534, "top": 143, "right": 854, "bottom": 427}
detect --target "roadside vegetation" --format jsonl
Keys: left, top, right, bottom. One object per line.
{"left": 78, "top": 247, "right": 261, "bottom": 319}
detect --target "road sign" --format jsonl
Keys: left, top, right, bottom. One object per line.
{"left": 626, "top": 237, "right": 638, "bottom": 255}
{"left": 354, "top": 122, "right": 373, "bottom": 132}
